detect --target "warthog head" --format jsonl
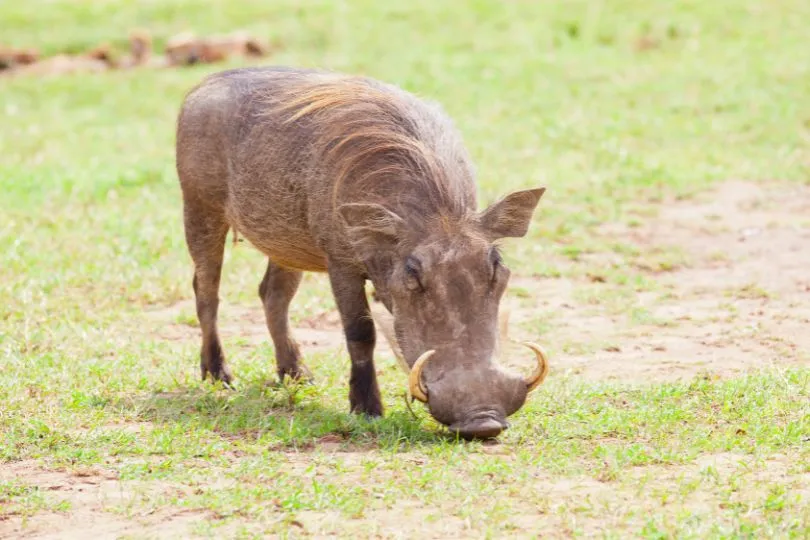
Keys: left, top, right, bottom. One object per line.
{"left": 340, "top": 187, "right": 549, "bottom": 439}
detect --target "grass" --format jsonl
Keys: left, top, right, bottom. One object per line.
{"left": 2, "top": 0, "right": 810, "bottom": 537}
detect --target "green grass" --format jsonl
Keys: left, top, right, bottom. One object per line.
{"left": 2, "top": 0, "right": 809, "bottom": 537}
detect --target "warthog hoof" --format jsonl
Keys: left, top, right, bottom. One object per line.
{"left": 278, "top": 364, "right": 313, "bottom": 384}
{"left": 201, "top": 362, "right": 234, "bottom": 387}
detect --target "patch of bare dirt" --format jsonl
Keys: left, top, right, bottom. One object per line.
{"left": 501, "top": 180, "right": 810, "bottom": 383}
{"left": 147, "top": 299, "right": 347, "bottom": 351}
{"left": 0, "top": 461, "right": 211, "bottom": 539}
{"left": 146, "top": 297, "right": 402, "bottom": 367}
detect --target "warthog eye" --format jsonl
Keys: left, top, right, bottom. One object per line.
{"left": 490, "top": 247, "right": 503, "bottom": 285}
{"left": 404, "top": 256, "right": 425, "bottom": 292}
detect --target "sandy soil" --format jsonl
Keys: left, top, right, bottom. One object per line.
{"left": 0, "top": 461, "right": 210, "bottom": 539}
{"left": 4, "top": 450, "right": 808, "bottom": 539}
{"left": 497, "top": 180, "right": 810, "bottom": 382}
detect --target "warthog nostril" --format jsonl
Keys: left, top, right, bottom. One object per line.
{"left": 450, "top": 416, "right": 507, "bottom": 440}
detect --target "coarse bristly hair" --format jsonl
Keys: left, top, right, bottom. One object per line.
{"left": 260, "top": 71, "right": 478, "bottom": 222}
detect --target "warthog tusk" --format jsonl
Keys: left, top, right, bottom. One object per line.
{"left": 408, "top": 350, "right": 434, "bottom": 402}
{"left": 522, "top": 342, "right": 549, "bottom": 393}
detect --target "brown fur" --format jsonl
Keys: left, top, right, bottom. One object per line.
{"left": 176, "top": 67, "right": 545, "bottom": 438}
{"left": 263, "top": 73, "right": 474, "bottom": 220}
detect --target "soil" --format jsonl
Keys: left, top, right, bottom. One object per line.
{"left": 500, "top": 180, "right": 810, "bottom": 382}
{"left": 0, "top": 462, "right": 210, "bottom": 539}
{"left": 6, "top": 450, "right": 806, "bottom": 539}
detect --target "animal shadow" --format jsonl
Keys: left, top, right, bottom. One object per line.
{"left": 111, "top": 379, "right": 454, "bottom": 450}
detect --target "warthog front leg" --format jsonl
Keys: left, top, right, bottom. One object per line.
{"left": 258, "top": 260, "right": 311, "bottom": 381}
{"left": 328, "top": 264, "right": 383, "bottom": 417}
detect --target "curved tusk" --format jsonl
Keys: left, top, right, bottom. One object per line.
{"left": 408, "top": 350, "right": 435, "bottom": 403}
{"left": 522, "top": 342, "right": 549, "bottom": 393}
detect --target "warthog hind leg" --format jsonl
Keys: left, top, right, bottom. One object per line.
{"left": 183, "top": 205, "right": 232, "bottom": 385}
{"left": 258, "top": 260, "right": 311, "bottom": 381}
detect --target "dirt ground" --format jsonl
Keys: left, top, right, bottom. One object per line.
{"left": 6, "top": 449, "right": 808, "bottom": 539}
{"left": 0, "top": 461, "right": 212, "bottom": 540}
{"left": 501, "top": 179, "right": 810, "bottom": 382}
{"left": 4, "top": 180, "right": 809, "bottom": 538}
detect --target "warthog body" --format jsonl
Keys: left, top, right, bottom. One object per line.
{"left": 176, "top": 66, "right": 547, "bottom": 439}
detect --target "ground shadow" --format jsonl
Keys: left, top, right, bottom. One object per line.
{"left": 107, "top": 379, "right": 457, "bottom": 451}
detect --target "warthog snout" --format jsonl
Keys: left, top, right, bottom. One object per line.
{"left": 449, "top": 412, "right": 509, "bottom": 440}
{"left": 403, "top": 345, "right": 549, "bottom": 439}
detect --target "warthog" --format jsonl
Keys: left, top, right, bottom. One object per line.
{"left": 176, "top": 67, "right": 549, "bottom": 439}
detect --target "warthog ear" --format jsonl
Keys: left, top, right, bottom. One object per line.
{"left": 338, "top": 203, "right": 405, "bottom": 258}
{"left": 478, "top": 187, "right": 546, "bottom": 240}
